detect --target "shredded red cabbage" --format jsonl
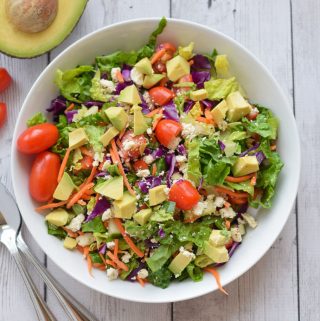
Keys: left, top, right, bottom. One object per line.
{"left": 163, "top": 100, "right": 180, "bottom": 122}
{"left": 83, "top": 101, "right": 104, "bottom": 108}
{"left": 239, "top": 143, "right": 260, "bottom": 157}
{"left": 99, "top": 243, "right": 107, "bottom": 254}
{"left": 152, "top": 146, "right": 167, "bottom": 159}
{"left": 121, "top": 65, "right": 132, "bottom": 82}
{"left": 115, "top": 81, "right": 133, "bottom": 95}
{"left": 177, "top": 144, "right": 187, "bottom": 155}
{"left": 127, "top": 261, "right": 147, "bottom": 281}
{"left": 184, "top": 100, "right": 195, "bottom": 113}
{"left": 255, "top": 151, "right": 266, "bottom": 164}
{"left": 138, "top": 176, "right": 163, "bottom": 194}
{"left": 139, "top": 93, "right": 151, "bottom": 114}
{"left": 218, "top": 140, "right": 226, "bottom": 151}
{"left": 191, "top": 71, "right": 210, "bottom": 88}
{"left": 47, "top": 96, "right": 67, "bottom": 122}
{"left": 166, "top": 153, "right": 176, "bottom": 187}
{"left": 197, "top": 177, "right": 204, "bottom": 191}
{"left": 158, "top": 228, "right": 166, "bottom": 238}
{"left": 191, "top": 54, "right": 211, "bottom": 70}
{"left": 85, "top": 197, "right": 110, "bottom": 222}
{"left": 201, "top": 99, "right": 220, "bottom": 109}
{"left": 65, "top": 110, "right": 78, "bottom": 123}
{"left": 228, "top": 241, "right": 241, "bottom": 257}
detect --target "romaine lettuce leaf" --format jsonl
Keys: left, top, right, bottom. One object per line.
{"left": 148, "top": 267, "right": 173, "bottom": 288}
{"left": 206, "top": 161, "right": 230, "bottom": 185}
{"left": 187, "top": 139, "right": 202, "bottom": 185}
{"left": 84, "top": 125, "right": 106, "bottom": 153}
{"left": 146, "top": 245, "right": 172, "bottom": 272}
{"left": 225, "top": 180, "right": 254, "bottom": 196}
{"left": 82, "top": 216, "right": 106, "bottom": 233}
{"left": 27, "top": 112, "right": 47, "bottom": 127}
{"left": 89, "top": 70, "right": 111, "bottom": 102}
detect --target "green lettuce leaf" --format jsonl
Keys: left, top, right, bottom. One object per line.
{"left": 206, "top": 161, "right": 230, "bottom": 185}
{"left": 55, "top": 66, "right": 94, "bottom": 103}
{"left": 124, "top": 221, "right": 159, "bottom": 240}
{"left": 148, "top": 267, "right": 172, "bottom": 289}
{"left": 47, "top": 222, "right": 67, "bottom": 240}
{"left": 84, "top": 125, "right": 106, "bottom": 153}
{"left": 89, "top": 70, "right": 111, "bottom": 102}
{"left": 204, "top": 77, "right": 240, "bottom": 100}
{"left": 82, "top": 217, "right": 106, "bottom": 233}
{"left": 27, "top": 112, "right": 47, "bottom": 127}
{"left": 146, "top": 245, "right": 172, "bottom": 272}
{"left": 150, "top": 209, "right": 174, "bottom": 222}
{"left": 89, "top": 252, "right": 103, "bottom": 264}
{"left": 187, "top": 139, "right": 202, "bottom": 185}
{"left": 225, "top": 180, "right": 254, "bottom": 196}
{"left": 187, "top": 263, "right": 204, "bottom": 282}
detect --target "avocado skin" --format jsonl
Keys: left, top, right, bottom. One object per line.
{"left": 0, "top": 0, "right": 88, "bottom": 59}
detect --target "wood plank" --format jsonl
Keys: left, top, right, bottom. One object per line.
{"left": 47, "top": 1, "right": 171, "bottom": 320}
{"left": 0, "top": 53, "right": 47, "bottom": 320}
{"left": 291, "top": 1, "right": 320, "bottom": 320}
{"left": 172, "top": 1, "right": 298, "bottom": 320}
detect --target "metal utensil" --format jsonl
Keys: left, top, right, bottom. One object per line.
{"left": 0, "top": 191, "right": 55, "bottom": 320}
{"left": 0, "top": 183, "right": 97, "bottom": 321}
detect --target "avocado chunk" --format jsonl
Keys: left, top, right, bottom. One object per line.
{"left": 226, "top": 91, "right": 252, "bottom": 122}
{"left": 53, "top": 172, "right": 77, "bottom": 201}
{"left": 194, "top": 254, "right": 214, "bottom": 268}
{"left": 210, "top": 99, "right": 228, "bottom": 124}
{"left": 69, "top": 128, "right": 88, "bottom": 150}
{"left": 0, "top": 0, "right": 88, "bottom": 58}
{"left": 232, "top": 156, "right": 259, "bottom": 177}
{"left": 166, "top": 55, "right": 190, "bottom": 82}
{"left": 108, "top": 218, "right": 121, "bottom": 237}
{"left": 133, "top": 209, "right": 152, "bottom": 225}
{"left": 203, "top": 241, "right": 229, "bottom": 263}
{"left": 100, "top": 126, "right": 119, "bottom": 147}
{"left": 178, "top": 42, "right": 194, "bottom": 60}
{"left": 209, "top": 230, "right": 231, "bottom": 247}
{"left": 215, "top": 55, "right": 230, "bottom": 78}
{"left": 190, "top": 89, "right": 208, "bottom": 101}
{"left": 169, "top": 251, "right": 194, "bottom": 277}
{"left": 113, "top": 192, "right": 137, "bottom": 219}
{"left": 63, "top": 237, "right": 77, "bottom": 250}
{"left": 118, "top": 84, "right": 142, "bottom": 105}
{"left": 94, "top": 176, "right": 124, "bottom": 200}
{"left": 132, "top": 105, "right": 148, "bottom": 135}
{"left": 143, "top": 74, "right": 165, "bottom": 89}
{"left": 105, "top": 107, "right": 128, "bottom": 131}
{"left": 149, "top": 185, "right": 167, "bottom": 206}
{"left": 189, "top": 101, "right": 202, "bottom": 118}
{"left": 135, "top": 57, "right": 153, "bottom": 75}
{"left": 45, "top": 209, "right": 69, "bottom": 227}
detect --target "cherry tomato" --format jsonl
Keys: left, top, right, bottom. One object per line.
{"left": 0, "top": 102, "right": 7, "bottom": 128}
{"left": 155, "top": 119, "right": 182, "bottom": 148}
{"left": 246, "top": 111, "right": 259, "bottom": 121}
{"left": 29, "top": 151, "right": 61, "bottom": 202}
{"left": 225, "top": 239, "right": 234, "bottom": 250}
{"left": 149, "top": 86, "right": 174, "bottom": 106}
{"left": 17, "top": 123, "right": 59, "bottom": 154}
{"left": 133, "top": 160, "right": 149, "bottom": 171}
{"left": 157, "top": 42, "right": 177, "bottom": 54}
{"left": 153, "top": 61, "right": 166, "bottom": 73}
{"left": 169, "top": 180, "right": 201, "bottom": 210}
{"left": 0, "top": 68, "right": 12, "bottom": 93}
{"left": 120, "top": 131, "right": 147, "bottom": 160}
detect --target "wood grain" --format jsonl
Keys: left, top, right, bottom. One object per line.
{"left": 171, "top": 1, "right": 298, "bottom": 320}
{"left": 292, "top": 1, "right": 320, "bottom": 320}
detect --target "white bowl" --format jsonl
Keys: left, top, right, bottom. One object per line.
{"left": 11, "top": 18, "right": 300, "bottom": 303}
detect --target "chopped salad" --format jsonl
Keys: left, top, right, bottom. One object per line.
{"left": 17, "top": 17, "right": 283, "bottom": 291}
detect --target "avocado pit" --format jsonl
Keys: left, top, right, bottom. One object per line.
{"left": 5, "top": 0, "right": 58, "bottom": 33}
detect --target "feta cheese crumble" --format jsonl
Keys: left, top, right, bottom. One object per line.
{"left": 219, "top": 207, "right": 236, "bottom": 219}
{"left": 143, "top": 154, "right": 154, "bottom": 164}
{"left": 137, "top": 269, "right": 149, "bottom": 279}
{"left": 179, "top": 246, "right": 196, "bottom": 260}
{"left": 106, "top": 241, "right": 115, "bottom": 250}
{"left": 102, "top": 209, "right": 112, "bottom": 222}
{"left": 66, "top": 214, "right": 85, "bottom": 232}
{"left": 106, "top": 267, "right": 119, "bottom": 280}
{"left": 242, "top": 213, "right": 258, "bottom": 228}
{"left": 100, "top": 79, "right": 115, "bottom": 93}
{"left": 136, "top": 169, "right": 150, "bottom": 178}
{"left": 121, "top": 251, "right": 132, "bottom": 263}
{"left": 111, "top": 67, "right": 121, "bottom": 82}
{"left": 231, "top": 227, "right": 242, "bottom": 242}
{"left": 76, "top": 233, "right": 94, "bottom": 247}
{"left": 130, "top": 67, "right": 144, "bottom": 86}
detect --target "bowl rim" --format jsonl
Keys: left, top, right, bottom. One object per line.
{"left": 11, "top": 17, "right": 301, "bottom": 303}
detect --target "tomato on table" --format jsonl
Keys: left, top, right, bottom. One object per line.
{"left": 17, "top": 123, "right": 59, "bottom": 154}
{"left": 120, "top": 131, "right": 148, "bottom": 160}
{"left": 0, "top": 68, "right": 12, "bottom": 93}
{"left": 133, "top": 159, "right": 149, "bottom": 171}
{"left": 169, "top": 180, "right": 201, "bottom": 210}
{"left": 29, "top": 151, "right": 61, "bottom": 202}
{"left": 155, "top": 119, "right": 182, "bottom": 148}
{"left": 0, "top": 102, "right": 7, "bottom": 128}
{"left": 149, "top": 86, "right": 174, "bottom": 106}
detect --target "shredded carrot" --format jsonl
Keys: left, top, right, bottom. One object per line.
{"left": 99, "top": 253, "right": 106, "bottom": 265}
{"left": 80, "top": 147, "right": 94, "bottom": 157}
{"left": 35, "top": 200, "right": 68, "bottom": 212}
{"left": 76, "top": 245, "right": 84, "bottom": 254}
{"left": 84, "top": 166, "right": 97, "bottom": 185}
{"left": 62, "top": 227, "right": 78, "bottom": 238}
{"left": 93, "top": 263, "right": 106, "bottom": 271}
{"left": 204, "top": 267, "right": 228, "bottom": 295}
{"left": 224, "top": 201, "right": 231, "bottom": 208}
{"left": 228, "top": 197, "right": 248, "bottom": 205}
{"left": 113, "top": 218, "right": 144, "bottom": 257}
{"left": 152, "top": 111, "right": 163, "bottom": 130}
{"left": 188, "top": 59, "right": 194, "bottom": 66}
{"left": 152, "top": 163, "right": 157, "bottom": 176}
{"left": 225, "top": 220, "right": 231, "bottom": 230}
{"left": 214, "top": 186, "right": 249, "bottom": 199}
{"left": 270, "top": 144, "right": 277, "bottom": 151}
{"left": 81, "top": 195, "right": 92, "bottom": 201}
{"left": 136, "top": 276, "right": 146, "bottom": 287}
{"left": 57, "top": 148, "right": 71, "bottom": 182}
{"left": 78, "top": 231, "right": 84, "bottom": 236}
{"left": 196, "top": 116, "right": 214, "bottom": 124}
{"left": 110, "top": 140, "right": 135, "bottom": 195}
{"left": 150, "top": 48, "right": 166, "bottom": 64}
{"left": 65, "top": 103, "right": 75, "bottom": 112}
{"left": 145, "top": 107, "right": 163, "bottom": 118}
{"left": 114, "top": 239, "right": 119, "bottom": 258}
{"left": 225, "top": 173, "right": 255, "bottom": 183}
{"left": 77, "top": 200, "right": 86, "bottom": 206}
{"left": 116, "top": 70, "right": 124, "bottom": 83}
{"left": 105, "top": 259, "right": 117, "bottom": 268}
{"left": 67, "top": 183, "right": 94, "bottom": 208}
{"left": 106, "top": 251, "right": 129, "bottom": 271}
{"left": 204, "top": 109, "right": 213, "bottom": 120}
{"left": 83, "top": 246, "right": 90, "bottom": 259}
{"left": 87, "top": 253, "right": 93, "bottom": 276}
{"left": 119, "top": 127, "right": 127, "bottom": 140}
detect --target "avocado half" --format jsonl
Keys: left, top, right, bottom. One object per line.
{"left": 0, "top": 0, "right": 88, "bottom": 58}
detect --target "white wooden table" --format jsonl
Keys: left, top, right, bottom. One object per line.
{"left": 0, "top": 0, "right": 317, "bottom": 320}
